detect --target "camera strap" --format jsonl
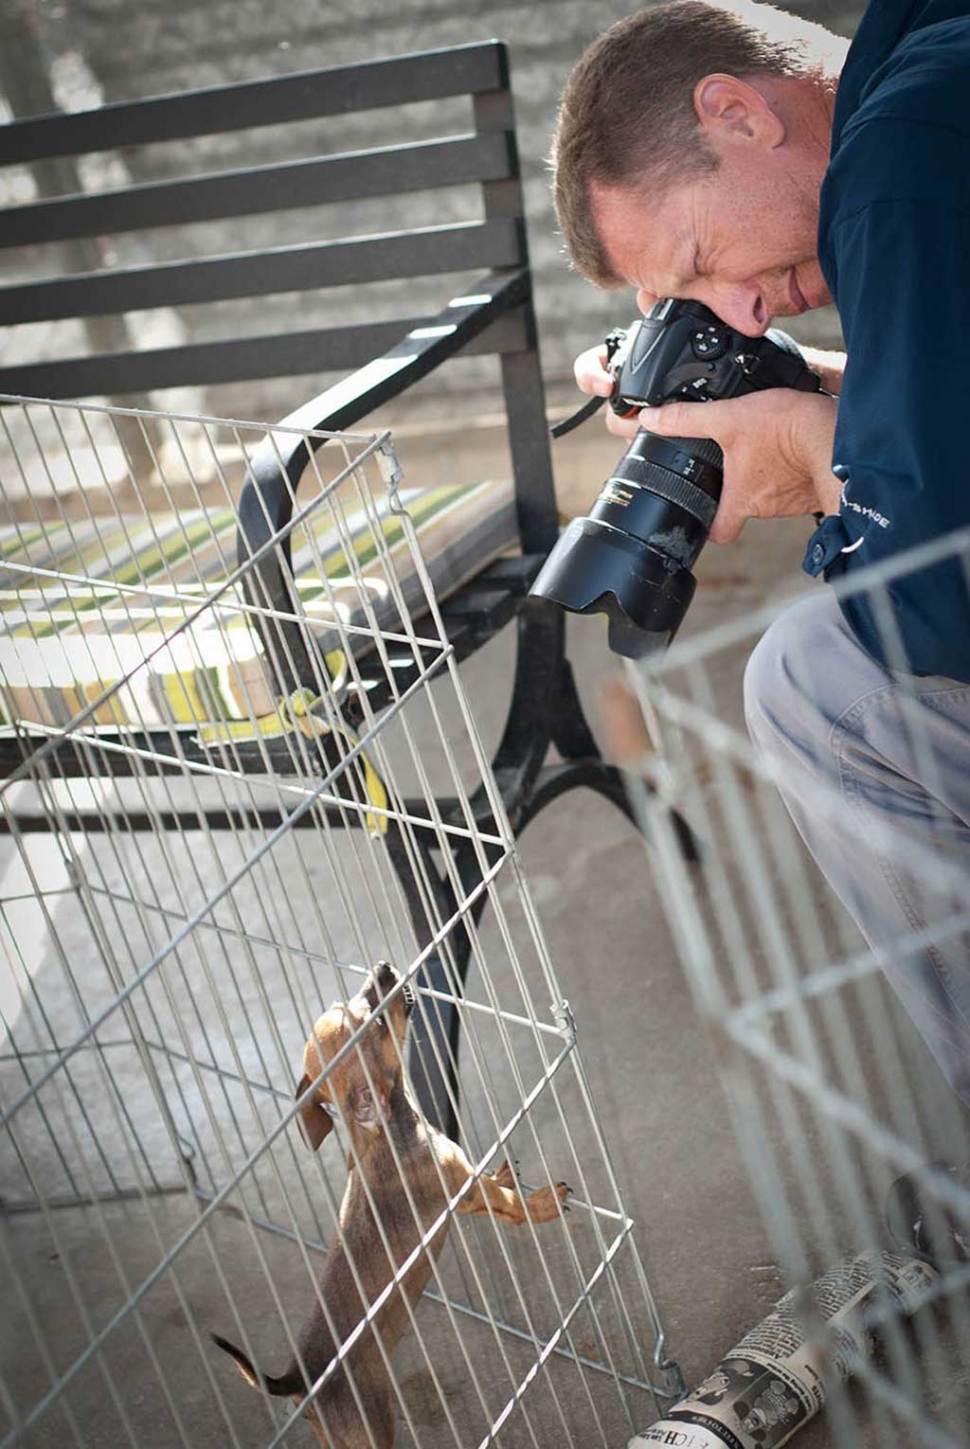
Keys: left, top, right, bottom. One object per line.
{"left": 550, "top": 394, "right": 607, "bottom": 439}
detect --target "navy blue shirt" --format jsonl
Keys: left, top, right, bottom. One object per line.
{"left": 804, "top": 0, "right": 970, "bottom": 680}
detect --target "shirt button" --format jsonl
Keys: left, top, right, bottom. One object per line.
{"left": 812, "top": 544, "right": 825, "bottom": 565}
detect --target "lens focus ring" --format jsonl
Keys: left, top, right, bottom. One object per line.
{"left": 632, "top": 430, "right": 724, "bottom": 474}
{"left": 612, "top": 456, "right": 719, "bottom": 530}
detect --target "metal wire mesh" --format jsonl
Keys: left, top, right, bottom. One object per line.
{"left": 0, "top": 396, "right": 681, "bottom": 1448}
{"left": 618, "top": 526, "right": 970, "bottom": 1448}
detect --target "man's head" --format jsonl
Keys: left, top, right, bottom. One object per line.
{"left": 552, "top": 0, "right": 849, "bottom": 333}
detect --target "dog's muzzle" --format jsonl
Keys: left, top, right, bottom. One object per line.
{"left": 368, "top": 961, "right": 414, "bottom": 1015}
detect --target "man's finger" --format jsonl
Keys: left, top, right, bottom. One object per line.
{"left": 709, "top": 511, "right": 744, "bottom": 545}
{"left": 605, "top": 408, "right": 641, "bottom": 439}
{"left": 574, "top": 345, "right": 613, "bottom": 397}
{"left": 639, "top": 401, "right": 729, "bottom": 440}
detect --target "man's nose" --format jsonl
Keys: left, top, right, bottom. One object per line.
{"left": 703, "top": 284, "right": 770, "bottom": 337}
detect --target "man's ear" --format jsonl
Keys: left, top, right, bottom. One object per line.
{"left": 693, "top": 74, "right": 786, "bottom": 149}
{"left": 295, "top": 1072, "right": 335, "bottom": 1152}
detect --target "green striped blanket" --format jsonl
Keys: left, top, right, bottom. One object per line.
{"left": 0, "top": 475, "right": 516, "bottom": 735}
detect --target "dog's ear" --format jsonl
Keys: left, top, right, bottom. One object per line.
{"left": 295, "top": 1072, "right": 335, "bottom": 1152}
{"left": 297, "top": 1017, "right": 339, "bottom": 1152}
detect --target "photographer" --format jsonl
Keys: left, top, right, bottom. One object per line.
{"left": 552, "top": 0, "right": 970, "bottom": 1262}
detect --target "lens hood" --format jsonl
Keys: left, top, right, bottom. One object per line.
{"left": 529, "top": 517, "right": 696, "bottom": 659}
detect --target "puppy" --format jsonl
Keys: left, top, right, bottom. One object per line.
{"left": 213, "top": 961, "right": 569, "bottom": 1448}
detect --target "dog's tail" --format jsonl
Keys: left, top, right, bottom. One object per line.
{"left": 210, "top": 1333, "right": 305, "bottom": 1397}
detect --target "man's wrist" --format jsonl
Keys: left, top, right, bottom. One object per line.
{"left": 796, "top": 391, "right": 841, "bottom": 517}
{"left": 815, "top": 470, "right": 842, "bottom": 516}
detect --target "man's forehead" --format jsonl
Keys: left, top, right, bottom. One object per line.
{"left": 590, "top": 180, "right": 693, "bottom": 291}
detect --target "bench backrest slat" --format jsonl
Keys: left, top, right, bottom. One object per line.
{"left": 1, "top": 134, "right": 514, "bottom": 250}
{"left": 0, "top": 43, "right": 508, "bottom": 163}
{"left": 0, "top": 311, "right": 527, "bottom": 400}
{"left": 0, "top": 220, "right": 524, "bottom": 324}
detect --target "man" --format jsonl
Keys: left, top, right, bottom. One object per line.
{"left": 553, "top": 0, "right": 970, "bottom": 1264}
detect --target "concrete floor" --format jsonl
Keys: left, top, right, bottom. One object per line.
{"left": 2, "top": 427, "right": 969, "bottom": 1448}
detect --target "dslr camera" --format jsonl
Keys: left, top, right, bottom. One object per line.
{"left": 529, "top": 298, "right": 822, "bottom": 658}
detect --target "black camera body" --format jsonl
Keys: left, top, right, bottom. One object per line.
{"left": 530, "top": 298, "right": 822, "bottom": 659}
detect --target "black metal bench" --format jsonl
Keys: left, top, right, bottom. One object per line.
{"left": 0, "top": 42, "right": 693, "bottom": 1136}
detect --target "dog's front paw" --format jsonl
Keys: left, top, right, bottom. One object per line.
{"left": 524, "top": 1181, "right": 571, "bottom": 1222}
{"left": 493, "top": 1158, "right": 518, "bottom": 1189}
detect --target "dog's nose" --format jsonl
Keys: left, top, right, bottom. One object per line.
{"left": 375, "top": 960, "right": 398, "bottom": 990}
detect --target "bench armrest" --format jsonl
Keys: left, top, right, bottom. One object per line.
{"left": 236, "top": 266, "right": 529, "bottom": 691}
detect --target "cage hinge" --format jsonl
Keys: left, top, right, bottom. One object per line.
{"left": 551, "top": 999, "right": 576, "bottom": 1044}
{"left": 376, "top": 436, "right": 405, "bottom": 506}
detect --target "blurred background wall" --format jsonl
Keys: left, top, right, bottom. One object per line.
{"left": 1, "top": 0, "right": 867, "bottom": 429}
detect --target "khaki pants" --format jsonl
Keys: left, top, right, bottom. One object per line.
{"left": 744, "top": 591, "right": 970, "bottom": 1106}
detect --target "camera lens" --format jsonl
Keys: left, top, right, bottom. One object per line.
{"left": 530, "top": 427, "right": 723, "bottom": 659}
{"left": 530, "top": 300, "right": 819, "bottom": 659}
{"left": 591, "top": 429, "right": 723, "bottom": 571}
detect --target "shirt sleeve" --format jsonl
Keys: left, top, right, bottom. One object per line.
{"left": 803, "top": 194, "right": 970, "bottom": 681}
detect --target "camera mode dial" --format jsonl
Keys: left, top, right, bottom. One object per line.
{"left": 690, "top": 324, "right": 728, "bottom": 360}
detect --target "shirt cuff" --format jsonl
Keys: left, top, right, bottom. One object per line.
{"left": 803, "top": 513, "right": 852, "bottom": 578}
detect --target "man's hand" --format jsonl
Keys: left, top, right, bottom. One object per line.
{"left": 573, "top": 343, "right": 642, "bottom": 438}
{"left": 574, "top": 337, "right": 848, "bottom": 444}
{"left": 797, "top": 345, "right": 846, "bottom": 396}
{"left": 639, "top": 389, "right": 841, "bottom": 544}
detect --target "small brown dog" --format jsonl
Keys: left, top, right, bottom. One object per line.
{"left": 212, "top": 961, "right": 569, "bottom": 1448}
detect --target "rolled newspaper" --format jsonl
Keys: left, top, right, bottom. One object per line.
{"left": 630, "top": 1251, "right": 939, "bottom": 1449}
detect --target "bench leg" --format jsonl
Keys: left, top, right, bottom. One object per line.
{"left": 385, "top": 823, "right": 478, "bottom": 1137}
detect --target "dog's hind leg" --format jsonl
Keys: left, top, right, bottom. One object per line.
{"left": 303, "top": 1404, "right": 355, "bottom": 1449}
{"left": 305, "top": 1381, "right": 395, "bottom": 1449}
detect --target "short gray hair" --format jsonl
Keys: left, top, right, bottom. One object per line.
{"left": 551, "top": 0, "right": 843, "bottom": 287}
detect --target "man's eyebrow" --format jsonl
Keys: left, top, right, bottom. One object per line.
{"left": 677, "top": 239, "right": 700, "bottom": 285}
{"left": 649, "top": 238, "right": 698, "bottom": 297}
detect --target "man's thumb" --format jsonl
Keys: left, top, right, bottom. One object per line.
{"left": 639, "top": 401, "right": 719, "bottom": 438}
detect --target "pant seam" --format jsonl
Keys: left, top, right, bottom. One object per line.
{"left": 833, "top": 700, "right": 970, "bottom": 1032}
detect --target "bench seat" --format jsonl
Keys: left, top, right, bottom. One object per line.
{"left": 0, "top": 473, "right": 516, "bottom": 737}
